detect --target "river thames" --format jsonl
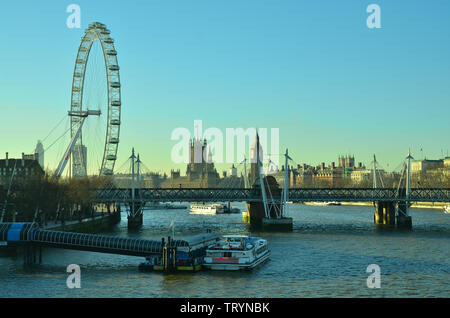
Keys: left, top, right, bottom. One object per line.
{"left": 0, "top": 203, "right": 449, "bottom": 298}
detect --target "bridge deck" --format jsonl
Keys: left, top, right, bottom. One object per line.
{"left": 95, "top": 188, "right": 450, "bottom": 203}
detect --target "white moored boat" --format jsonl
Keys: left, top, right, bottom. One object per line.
{"left": 444, "top": 205, "right": 450, "bottom": 214}
{"left": 190, "top": 203, "right": 225, "bottom": 214}
{"left": 203, "top": 235, "right": 270, "bottom": 270}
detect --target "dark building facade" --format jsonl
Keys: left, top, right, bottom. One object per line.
{"left": 0, "top": 152, "right": 45, "bottom": 187}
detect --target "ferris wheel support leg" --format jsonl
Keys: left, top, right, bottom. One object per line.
{"left": 54, "top": 117, "right": 87, "bottom": 178}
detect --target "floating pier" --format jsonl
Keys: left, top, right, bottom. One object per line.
{"left": 0, "top": 222, "right": 219, "bottom": 270}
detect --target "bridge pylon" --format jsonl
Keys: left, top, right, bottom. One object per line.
{"left": 395, "top": 150, "right": 413, "bottom": 230}
{"left": 127, "top": 149, "right": 144, "bottom": 229}
{"left": 245, "top": 140, "right": 293, "bottom": 231}
{"left": 373, "top": 150, "right": 413, "bottom": 230}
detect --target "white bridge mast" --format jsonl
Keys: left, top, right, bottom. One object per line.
{"left": 281, "top": 148, "right": 291, "bottom": 217}
{"left": 406, "top": 148, "right": 413, "bottom": 201}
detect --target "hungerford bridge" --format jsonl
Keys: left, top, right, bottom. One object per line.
{"left": 96, "top": 187, "right": 450, "bottom": 204}
{"left": 96, "top": 185, "right": 450, "bottom": 230}
{"left": 95, "top": 143, "right": 450, "bottom": 230}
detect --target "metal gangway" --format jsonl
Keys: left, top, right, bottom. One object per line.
{"left": 0, "top": 223, "right": 215, "bottom": 261}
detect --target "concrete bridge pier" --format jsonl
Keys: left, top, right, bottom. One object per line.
{"left": 127, "top": 213, "right": 143, "bottom": 229}
{"left": 245, "top": 176, "right": 293, "bottom": 231}
{"left": 127, "top": 202, "right": 144, "bottom": 229}
{"left": 396, "top": 201, "right": 412, "bottom": 230}
{"left": 373, "top": 202, "right": 396, "bottom": 226}
{"left": 374, "top": 201, "right": 412, "bottom": 229}
{"left": 246, "top": 201, "right": 292, "bottom": 231}
{"left": 373, "top": 202, "right": 383, "bottom": 225}
{"left": 245, "top": 201, "right": 266, "bottom": 228}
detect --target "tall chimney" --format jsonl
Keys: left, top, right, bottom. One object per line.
{"left": 321, "top": 162, "right": 325, "bottom": 170}
{"left": 5, "top": 152, "right": 8, "bottom": 167}
{"left": 22, "top": 152, "right": 25, "bottom": 167}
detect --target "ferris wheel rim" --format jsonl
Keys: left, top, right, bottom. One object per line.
{"left": 69, "top": 22, "right": 121, "bottom": 177}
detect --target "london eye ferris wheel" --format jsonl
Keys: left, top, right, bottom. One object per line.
{"left": 55, "top": 22, "right": 121, "bottom": 178}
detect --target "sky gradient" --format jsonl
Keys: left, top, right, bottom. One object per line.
{"left": 0, "top": 0, "right": 449, "bottom": 175}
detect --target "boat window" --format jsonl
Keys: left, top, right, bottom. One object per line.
{"left": 224, "top": 252, "right": 232, "bottom": 257}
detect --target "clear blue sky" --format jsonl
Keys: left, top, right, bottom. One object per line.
{"left": 0, "top": 0, "right": 449, "bottom": 175}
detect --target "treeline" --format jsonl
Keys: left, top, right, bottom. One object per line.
{"left": 0, "top": 175, "right": 114, "bottom": 223}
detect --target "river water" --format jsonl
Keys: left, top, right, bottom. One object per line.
{"left": 1, "top": 203, "right": 449, "bottom": 298}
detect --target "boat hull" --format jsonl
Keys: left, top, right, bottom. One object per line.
{"left": 203, "top": 251, "right": 270, "bottom": 271}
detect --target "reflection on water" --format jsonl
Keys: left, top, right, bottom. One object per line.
{"left": 0, "top": 203, "right": 449, "bottom": 297}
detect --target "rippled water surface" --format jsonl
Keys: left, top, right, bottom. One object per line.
{"left": 1, "top": 204, "right": 449, "bottom": 297}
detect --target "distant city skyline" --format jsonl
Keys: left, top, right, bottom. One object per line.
{"left": 1, "top": 1, "right": 449, "bottom": 176}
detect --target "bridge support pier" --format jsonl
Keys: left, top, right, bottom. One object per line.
{"left": 374, "top": 201, "right": 412, "bottom": 229}
{"left": 245, "top": 175, "right": 293, "bottom": 231}
{"left": 127, "top": 201, "right": 144, "bottom": 229}
{"left": 246, "top": 201, "right": 293, "bottom": 231}
{"left": 127, "top": 213, "right": 143, "bottom": 229}
{"left": 246, "top": 202, "right": 266, "bottom": 228}
{"left": 396, "top": 202, "right": 412, "bottom": 230}
{"left": 23, "top": 245, "right": 40, "bottom": 265}
{"left": 373, "top": 202, "right": 396, "bottom": 227}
